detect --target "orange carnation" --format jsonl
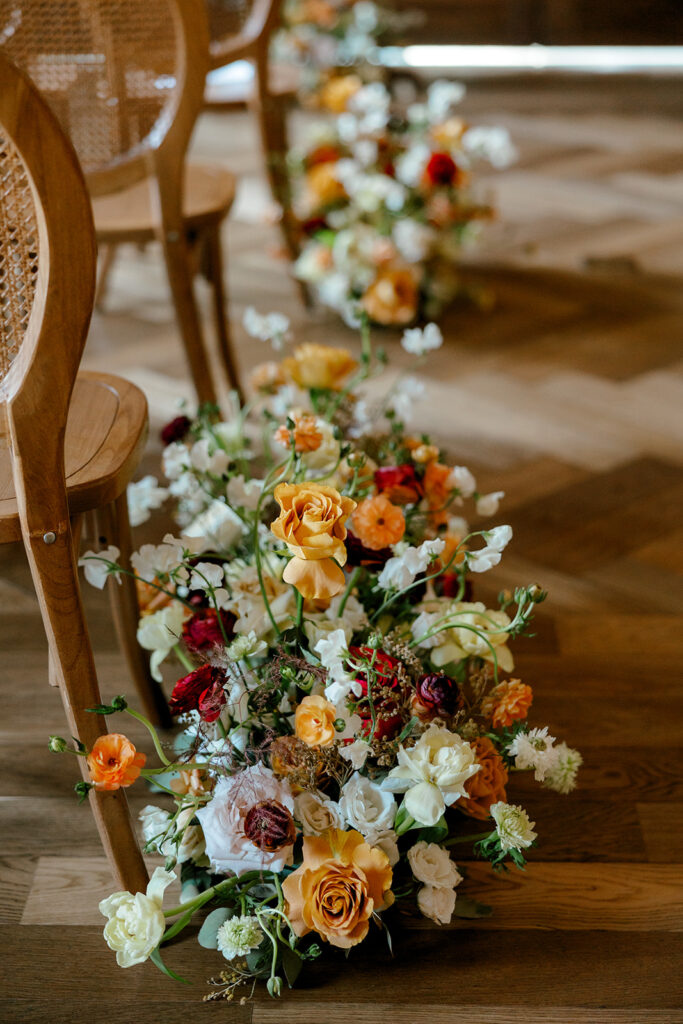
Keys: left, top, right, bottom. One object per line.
{"left": 352, "top": 494, "right": 405, "bottom": 551}
{"left": 282, "top": 829, "right": 394, "bottom": 949}
{"left": 295, "top": 694, "right": 338, "bottom": 747}
{"left": 459, "top": 737, "right": 508, "bottom": 821}
{"left": 86, "top": 733, "right": 146, "bottom": 791}
{"left": 274, "top": 413, "right": 323, "bottom": 453}
{"left": 361, "top": 268, "right": 419, "bottom": 326}
{"left": 282, "top": 343, "right": 357, "bottom": 391}
{"left": 270, "top": 482, "right": 356, "bottom": 601}
{"left": 481, "top": 679, "right": 533, "bottom": 729}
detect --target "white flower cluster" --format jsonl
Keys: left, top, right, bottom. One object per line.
{"left": 507, "top": 729, "right": 582, "bottom": 792}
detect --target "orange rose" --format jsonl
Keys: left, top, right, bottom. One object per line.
{"left": 361, "top": 268, "right": 419, "bottom": 326}
{"left": 281, "top": 343, "right": 357, "bottom": 391}
{"left": 306, "top": 162, "right": 347, "bottom": 206}
{"left": 282, "top": 829, "right": 394, "bottom": 949}
{"left": 274, "top": 413, "right": 323, "bottom": 453}
{"left": 320, "top": 73, "right": 363, "bottom": 113}
{"left": 481, "top": 679, "right": 533, "bottom": 729}
{"left": 295, "top": 694, "right": 338, "bottom": 747}
{"left": 352, "top": 493, "right": 405, "bottom": 550}
{"left": 86, "top": 733, "right": 146, "bottom": 791}
{"left": 459, "top": 737, "right": 508, "bottom": 821}
{"left": 270, "top": 482, "right": 356, "bottom": 600}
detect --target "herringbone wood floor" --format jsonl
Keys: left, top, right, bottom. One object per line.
{"left": 1, "top": 76, "right": 683, "bottom": 1023}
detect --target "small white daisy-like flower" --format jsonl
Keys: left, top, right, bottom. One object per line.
{"left": 507, "top": 727, "right": 558, "bottom": 782}
{"left": 490, "top": 801, "right": 537, "bottom": 852}
{"left": 543, "top": 742, "right": 583, "bottom": 794}
{"left": 216, "top": 915, "right": 264, "bottom": 961}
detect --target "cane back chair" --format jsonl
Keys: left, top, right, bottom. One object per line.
{"left": 0, "top": 0, "right": 242, "bottom": 405}
{"left": 0, "top": 52, "right": 153, "bottom": 891}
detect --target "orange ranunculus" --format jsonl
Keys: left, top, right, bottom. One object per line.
{"left": 274, "top": 413, "right": 323, "bottom": 453}
{"left": 320, "top": 73, "right": 363, "bottom": 113}
{"left": 270, "top": 482, "right": 357, "bottom": 601}
{"left": 306, "top": 162, "right": 347, "bottom": 206}
{"left": 282, "top": 829, "right": 394, "bottom": 949}
{"left": 361, "top": 268, "right": 419, "bottom": 326}
{"left": 481, "top": 679, "right": 533, "bottom": 729}
{"left": 459, "top": 737, "right": 508, "bottom": 821}
{"left": 352, "top": 494, "right": 405, "bottom": 551}
{"left": 423, "top": 461, "right": 453, "bottom": 527}
{"left": 86, "top": 733, "right": 146, "bottom": 791}
{"left": 295, "top": 694, "right": 338, "bottom": 747}
{"left": 281, "top": 343, "right": 357, "bottom": 391}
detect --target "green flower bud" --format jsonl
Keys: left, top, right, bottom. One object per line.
{"left": 48, "top": 735, "right": 68, "bottom": 753}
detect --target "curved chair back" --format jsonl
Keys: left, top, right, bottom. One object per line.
{"left": 0, "top": 0, "right": 210, "bottom": 196}
{"left": 206, "top": 0, "right": 281, "bottom": 69}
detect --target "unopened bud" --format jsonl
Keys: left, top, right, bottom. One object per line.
{"left": 267, "top": 976, "right": 282, "bottom": 998}
{"left": 48, "top": 735, "right": 68, "bottom": 753}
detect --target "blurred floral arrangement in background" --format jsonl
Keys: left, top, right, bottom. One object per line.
{"left": 54, "top": 313, "right": 580, "bottom": 1001}
{"left": 290, "top": 79, "right": 516, "bottom": 326}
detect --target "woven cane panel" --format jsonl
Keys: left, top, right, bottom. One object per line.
{"left": 0, "top": 129, "right": 39, "bottom": 379}
{"left": 0, "top": 0, "right": 180, "bottom": 173}
{"left": 206, "top": 0, "right": 253, "bottom": 42}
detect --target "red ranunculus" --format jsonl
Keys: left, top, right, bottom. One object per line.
{"left": 412, "top": 673, "right": 464, "bottom": 721}
{"left": 425, "top": 152, "right": 458, "bottom": 187}
{"left": 160, "top": 415, "right": 192, "bottom": 445}
{"left": 169, "top": 664, "right": 226, "bottom": 723}
{"left": 182, "top": 608, "right": 235, "bottom": 653}
{"left": 374, "top": 464, "right": 422, "bottom": 505}
{"left": 349, "top": 647, "right": 404, "bottom": 740}
{"left": 345, "top": 531, "right": 393, "bottom": 569}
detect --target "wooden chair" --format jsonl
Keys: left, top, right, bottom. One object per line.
{"left": 205, "top": 0, "right": 306, "bottom": 293}
{"left": 0, "top": 53, "right": 152, "bottom": 892}
{"left": 0, "top": 0, "right": 242, "bottom": 406}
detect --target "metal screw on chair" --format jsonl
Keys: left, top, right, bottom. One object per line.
{"left": 43, "top": 531, "right": 56, "bottom": 544}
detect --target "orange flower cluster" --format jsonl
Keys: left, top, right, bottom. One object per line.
{"left": 481, "top": 679, "right": 534, "bottom": 729}
{"left": 274, "top": 413, "right": 323, "bottom": 453}
{"left": 86, "top": 733, "right": 146, "bottom": 791}
{"left": 361, "top": 268, "right": 419, "bottom": 326}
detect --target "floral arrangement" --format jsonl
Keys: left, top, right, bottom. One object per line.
{"left": 55, "top": 315, "right": 580, "bottom": 1001}
{"left": 291, "top": 79, "right": 516, "bottom": 326}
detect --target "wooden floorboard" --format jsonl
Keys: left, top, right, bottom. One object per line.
{"left": 1, "top": 75, "right": 682, "bottom": 1018}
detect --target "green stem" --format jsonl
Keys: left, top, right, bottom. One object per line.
{"left": 173, "top": 644, "right": 195, "bottom": 673}
{"left": 295, "top": 590, "right": 303, "bottom": 630}
{"left": 337, "top": 566, "right": 360, "bottom": 618}
{"left": 443, "top": 831, "right": 492, "bottom": 847}
{"left": 124, "top": 707, "right": 171, "bottom": 766}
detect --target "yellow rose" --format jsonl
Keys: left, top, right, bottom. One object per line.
{"left": 295, "top": 694, "right": 338, "bottom": 747}
{"left": 281, "top": 343, "right": 357, "bottom": 391}
{"left": 270, "top": 482, "right": 356, "bottom": 600}
{"left": 282, "top": 829, "right": 394, "bottom": 949}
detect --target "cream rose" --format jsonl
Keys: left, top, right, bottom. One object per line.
{"left": 99, "top": 867, "right": 175, "bottom": 968}
{"left": 417, "top": 884, "right": 457, "bottom": 925}
{"left": 339, "top": 773, "right": 396, "bottom": 838}
{"left": 295, "top": 790, "right": 344, "bottom": 836}
{"left": 407, "top": 841, "right": 462, "bottom": 888}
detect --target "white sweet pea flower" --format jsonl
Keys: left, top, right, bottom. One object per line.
{"left": 243, "top": 307, "right": 290, "bottom": 350}
{"left": 427, "top": 79, "right": 466, "bottom": 122}
{"left": 162, "top": 441, "right": 189, "bottom": 481}
{"left": 189, "top": 438, "right": 229, "bottom": 476}
{"left": 390, "top": 375, "right": 425, "bottom": 422}
{"left": 401, "top": 323, "right": 443, "bottom": 356}
{"left": 339, "top": 738, "right": 372, "bottom": 770}
{"left": 183, "top": 499, "right": 244, "bottom": 552}
{"left": 99, "top": 866, "right": 176, "bottom": 968}
{"left": 188, "top": 561, "right": 224, "bottom": 593}
{"left": 226, "top": 474, "right": 263, "bottom": 511}
{"left": 417, "top": 884, "right": 457, "bottom": 925}
{"left": 78, "top": 546, "right": 121, "bottom": 589}
{"left": 383, "top": 725, "right": 480, "bottom": 826}
{"left": 462, "top": 125, "right": 517, "bottom": 169}
{"left": 507, "top": 727, "right": 558, "bottom": 782}
{"left": 543, "top": 742, "right": 583, "bottom": 794}
{"left": 130, "top": 535, "right": 187, "bottom": 583}
{"left": 396, "top": 142, "right": 430, "bottom": 186}
{"left": 410, "top": 610, "right": 445, "bottom": 650}
{"left": 325, "top": 592, "right": 368, "bottom": 633}
{"left": 476, "top": 490, "right": 505, "bottom": 517}
{"left": 377, "top": 537, "right": 445, "bottom": 591}
{"left": 490, "top": 801, "right": 537, "bottom": 852}
{"left": 393, "top": 218, "right": 435, "bottom": 263}
{"left": 127, "top": 476, "right": 168, "bottom": 528}
{"left": 408, "top": 841, "right": 463, "bottom": 888}
{"left": 295, "top": 790, "right": 343, "bottom": 836}
{"left": 339, "top": 773, "right": 396, "bottom": 837}
{"left": 137, "top": 603, "right": 187, "bottom": 682}
{"left": 467, "top": 548, "right": 502, "bottom": 573}
{"left": 449, "top": 465, "right": 476, "bottom": 498}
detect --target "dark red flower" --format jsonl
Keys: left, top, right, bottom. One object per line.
{"left": 374, "top": 464, "right": 422, "bottom": 505}
{"left": 349, "top": 646, "right": 404, "bottom": 740}
{"left": 301, "top": 216, "right": 329, "bottom": 237}
{"left": 244, "top": 800, "right": 296, "bottom": 852}
{"left": 412, "top": 673, "right": 464, "bottom": 721}
{"left": 160, "top": 415, "right": 192, "bottom": 445}
{"left": 425, "top": 152, "right": 458, "bottom": 187}
{"left": 345, "top": 531, "right": 392, "bottom": 569}
{"left": 169, "top": 664, "right": 226, "bottom": 723}
{"left": 182, "top": 608, "right": 235, "bottom": 653}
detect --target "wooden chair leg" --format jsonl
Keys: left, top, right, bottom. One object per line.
{"left": 21, "top": 513, "right": 148, "bottom": 893}
{"left": 161, "top": 232, "right": 219, "bottom": 407}
{"left": 94, "top": 494, "right": 173, "bottom": 729}
{"left": 95, "top": 243, "right": 118, "bottom": 311}
{"left": 204, "top": 222, "right": 243, "bottom": 403}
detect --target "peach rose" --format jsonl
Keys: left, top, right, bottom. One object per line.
{"left": 459, "top": 737, "right": 508, "bottom": 821}
{"left": 361, "top": 268, "right": 419, "bottom": 326}
{"left": 320, "top": 73, "right": 363, "bottom": 113}
{"left": 270, "top": 482, "right": 356, "bottom": 600}
{"left": 281, "top": 343, "right": 357, "bottom": 391}
{"left": 295, "top": 694, "right": 338, "bottom": 748}
{"left": 282, "top": 829, "right": 394, "bottom": 949}
{"left": 306, "top": 162, "right": 347, "bottom": 206}
{"left": 274, "top": 413, "right": 323, "bottom": 453}
{"left": 87, "top": 734, "right": 146, "bottom": 791}
{"left": 481, "top": 679, "right": 533, "bottom": 729}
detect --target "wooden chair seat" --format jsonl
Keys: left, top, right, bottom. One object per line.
{"left": 92, "top": 161, "right": 237, "bottom": 244}
{"left": 0, "top": 371, "right": 148, "bottom": 543}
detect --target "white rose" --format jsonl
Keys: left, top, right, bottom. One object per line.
{"left": 295, "top": 791, "right": 343, "bottom": 836}
{"left": 407, "top": 841, "right": 462, "bottom": 888}
{"left": 175, "top": 807, "right": 206, "bottom": 864}
{"left": 340, "top": 773, "right": 396, "bottom": 836}
{"left": 99, "top": 867, "right": 175, "bottom": 968}
{"left": 417, "top": 884, "right": 456, "bottom": 925}
{"left": 371, "top": 829, "right": 400, "bottom": 867}
{"left": 139, "top": 805, "right": 172, "bottom": 853}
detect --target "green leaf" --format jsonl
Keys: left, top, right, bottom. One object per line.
{"left": 281, "top": 946, "right": 303, "bottom": 988}
{"left": 197, "top": 907, "right": 231, "bottom": 949}
{"left": 452, "top": 898, "right": 493, "bottom": 919}
{"left": 149, "top": 946, "right": 190, "bottom": 983}
{"left": 416, "top": 816, "right": 448, "bottom": 844}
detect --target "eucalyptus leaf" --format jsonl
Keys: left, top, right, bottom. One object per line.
{"left": 197, "top": 907, "right": 231, "bottom": 949}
